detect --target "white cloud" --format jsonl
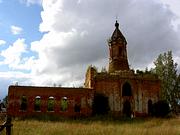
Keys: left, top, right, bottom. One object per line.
{"left": 1, "top": 0, "right": 180, "bottom": 90}
{"left": 10, "top": 25, "right": 23, "bottom": 35}
{"left": 0, "top": 40, "right": 6, "bottom": 45}
{"left": 19, "top": 0, "right": 42, "bottom": 6}
{"left": 0, "top": 38, "right": 27, "bottom": 69}
{"left": 30, "top": 0, "right": 180, "bottom": 87}
{"left": 157, "top": 0, "right": 180, "bottom": 30}
{"left": 0, "top": 71, "right": 33, "bottom": 99}
{"left": 0, "top": 71, "right": 29, "bottom": 80}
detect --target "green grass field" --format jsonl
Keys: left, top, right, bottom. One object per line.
{"left": 1, "top": 117, "right": 180, "bottom": 135}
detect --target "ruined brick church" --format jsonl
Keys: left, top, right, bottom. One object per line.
{"left": 7, "top": 21, "right": 161, "bottom": 117}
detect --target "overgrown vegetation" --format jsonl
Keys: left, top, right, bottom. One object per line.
{"left": 1, "top": 117, "right": 179, "bottom": 135}
{"left": 2, "top": 95, "right": 8, "bottom": 108}
{"left": 47, "top": 98, "right": 55, "bottom": 111}
{"left": 152, "top": 100, "right": 170, "bottom": 117}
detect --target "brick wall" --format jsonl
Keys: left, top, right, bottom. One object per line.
{"left": 90, "top": 71, "right": 161, "bottom": 116}
{"left": 7, "top": 86, "right": 94, "bottom": 117}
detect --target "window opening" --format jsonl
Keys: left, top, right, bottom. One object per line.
{"left": 34, "top": 96, "right": 41, "bottom": 111}
{"left": 148, "top": 99, "right": 153, "bottom": 116}
{"left": 123, "top": 100, "right": 131, "bottom": 117}
{"left": 20, "top": 96, "right": 27, "bottom": 111}
{"left": 47, "top": 96, "right": 55, "bottom": 112}
{"left": 60, "top": 97, "right": 68, "bottom": 111}
{"left": 122, "top": 82, "right": 132, "bottom": 96}
{"left": 74, "top": 103, "right": 81, "bottom": 113}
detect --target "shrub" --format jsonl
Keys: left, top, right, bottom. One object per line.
{"left": 152, "top": 100, "right": 170, "bottom": 117}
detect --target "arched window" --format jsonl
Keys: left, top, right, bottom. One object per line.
{"left": 47, "top": 96, "right": 55, "bottom": 112}
{"left": 148, "top": 99, "right": 153, "bottom": 115}
{"left": 20, "top": 96, "right": 27, "bottom": 111}
{"left": 60, "top": 97, "right": 68, "bottom": 112}
{"left": 34, "top": 96, "right": 41, "bottom": 111}
{"left": 122, "top": 82, "right": 132, "bottom": 96}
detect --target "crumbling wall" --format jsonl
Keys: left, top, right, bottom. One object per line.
{"left": 84, "top": 66, "right": 97, "bottom": 88}
{"left": 7, "top": 86, "right": 94, "bottom": 117}
{"left": 93, "top": 72, "right": 161, "bottom": 116}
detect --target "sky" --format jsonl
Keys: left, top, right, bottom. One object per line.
{"left": 0, "top": 0, "right": 180, "bottom": 100}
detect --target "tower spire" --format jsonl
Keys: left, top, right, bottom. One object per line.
{"left": 108, "top": 20, "right": 129, "bottom": 72}
{"left": 115, "top": 20, "right": 119, "bottom": 28}
{"left": 111, "top": 20, "right": 127, "bottom": 43}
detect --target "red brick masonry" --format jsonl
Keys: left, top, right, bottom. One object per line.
{"left": 8, "top": 86, "right": 93, "bottom": 117}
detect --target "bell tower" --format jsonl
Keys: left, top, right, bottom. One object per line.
{"left": 108, "top": 21, "right": 129, "bottom": 73}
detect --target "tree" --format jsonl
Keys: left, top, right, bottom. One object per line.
{"left": 152, "top": 51, "right": 180, "bottom": 113}
{"left": 3, "top": 95, "right": 8, "bottom": 108}
{"left": 172, "top": 74, "right": 180, "bottom": 113}
{"left": 101, "top": 67, "right": 107, "bottom": 73}
{"left": 152, "top": 100, "right": 170, "bottom": 117}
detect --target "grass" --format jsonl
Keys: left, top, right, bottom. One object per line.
{"left": 1, "top": 116, "right": 180, "bottom": 135}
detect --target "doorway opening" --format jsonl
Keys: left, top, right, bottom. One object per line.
{"left": 123, "top": 100, "right": 131, "bottom": 117}
{"left": 148, "top": 99, "right": 153, "bottom": 116}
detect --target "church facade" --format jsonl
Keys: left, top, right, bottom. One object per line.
{"left": 7, "top": 21, "right": 161, "bottom": 117}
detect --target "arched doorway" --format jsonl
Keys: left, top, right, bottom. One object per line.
{"left": 123, "top": 100, "right": 131, "bottom": 117}
{"left": 122, "top": 82, "right": 132, "bottom": 117}
{"left": 148, "top": 99, "right": 153, "bottom": 116}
